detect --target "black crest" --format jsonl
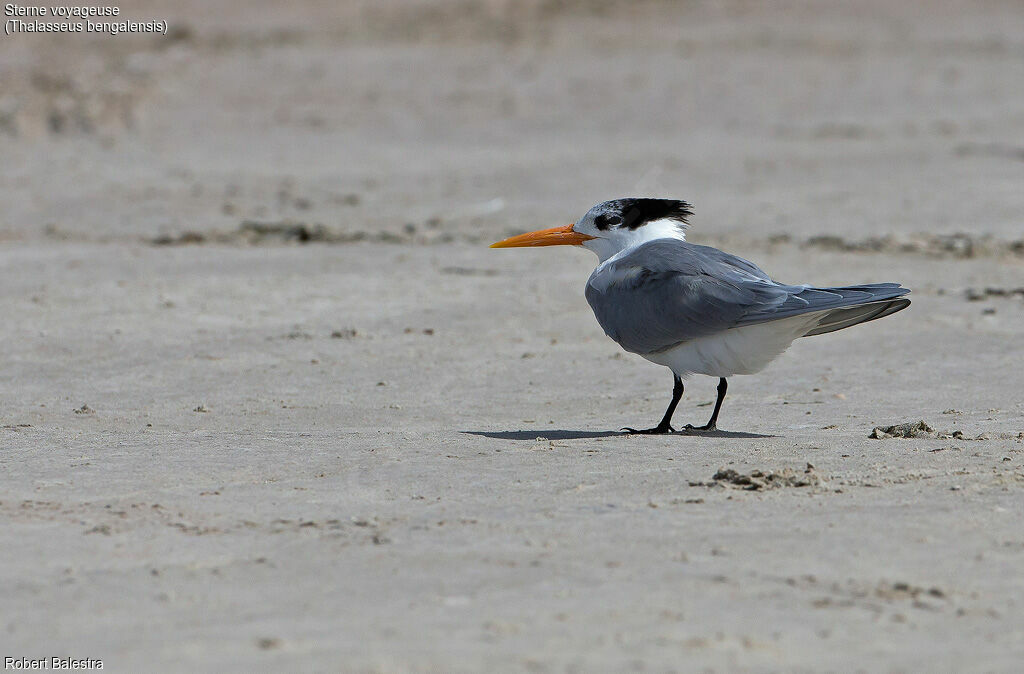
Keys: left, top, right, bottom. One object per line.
{"left": 593, "top": 198, "right": 693, "bottom": 231}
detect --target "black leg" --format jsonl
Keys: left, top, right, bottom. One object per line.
{"left": 623, "top": 375, "right": 683, "bottom": 434}
{"left": 685, "top": 378, "right": 727, "bottom": 433}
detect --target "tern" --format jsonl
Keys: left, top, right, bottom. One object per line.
{"left": 491, "top": 198, "right": 910, "bottom": 434}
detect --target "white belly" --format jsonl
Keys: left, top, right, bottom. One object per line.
{"left": 642, "top": 314, "right": 824, "bottom": 378}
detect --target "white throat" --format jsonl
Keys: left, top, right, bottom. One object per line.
{"left": 582, "top": 218, "right": 688, "bottom": 263}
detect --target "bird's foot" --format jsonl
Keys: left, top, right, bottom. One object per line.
{"left": 682, "top": 423, "right": 717, "bottom": 434}
{"left": 622, "top": 424, "right": 676, "bottom": 435}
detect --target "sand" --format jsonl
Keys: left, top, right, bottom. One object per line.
{"left": 2, "top": 1, "right": 1023, "bottom": 671}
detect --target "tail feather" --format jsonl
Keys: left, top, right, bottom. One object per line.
{"left": 783, "top": 283, "right": 910, "bottom": 315}
{"left": 803, "top": 298, "right": 911, "bottom": 336}
{"left": 737, "top": 282, "right": 911, "bottom": 335}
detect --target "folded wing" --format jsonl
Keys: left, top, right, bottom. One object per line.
{"left": 585, "top": 240, "right": 909, "bottom": 355}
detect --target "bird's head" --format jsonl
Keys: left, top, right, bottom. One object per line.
{"left": 491, "top": 198, "right": 693, "bottom": 262}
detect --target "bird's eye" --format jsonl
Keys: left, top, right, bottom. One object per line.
{"left": 594, "top": 214, "right": 622, "bottom": 230}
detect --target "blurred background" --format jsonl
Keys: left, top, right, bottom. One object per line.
{"left": 3, "top": 3, "right": 1024, "bottom": 669}
{"left": 2, "top": 0, "right": 1022, "bottom": 246}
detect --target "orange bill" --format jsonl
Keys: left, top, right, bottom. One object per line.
{"left": 490, "top": 224, "right": 595, "bottom": 248}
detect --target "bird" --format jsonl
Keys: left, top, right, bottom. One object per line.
{"left": 490, "top": 198, "right": 910, "bottom": 434}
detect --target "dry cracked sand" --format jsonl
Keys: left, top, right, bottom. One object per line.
{"left": 2, "top": 1, "right": 1023, "bottom": 671}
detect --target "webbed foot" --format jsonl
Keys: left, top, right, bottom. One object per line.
{"left": 622, "top": 424, "right": 676, "bottom": 435}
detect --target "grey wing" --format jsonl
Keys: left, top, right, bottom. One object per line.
{"left": 584, "top": 241, "right": 910, "bottom": 355}
{"left": 687, "top": 244, "right": 911, "bottom": 327}
{"left": 584, "top": 241, "right": 795, "bottom": 355}
{"left": 737, "top": 283, "right": 910, "bottom": 330}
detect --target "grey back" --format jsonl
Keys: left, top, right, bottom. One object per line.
{"left": 585, "top": 240, "right": 909, "bottom": 355}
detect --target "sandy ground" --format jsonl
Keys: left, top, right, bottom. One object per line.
{"left": 2, "top": 1, "right": 1024, "bottom": 671}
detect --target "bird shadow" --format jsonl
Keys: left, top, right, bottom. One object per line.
{"left": 463, "top": 429, "right": 624, "bottom": 440}
{"left": 462, "top": 429, "right": 775, "bottom": 441}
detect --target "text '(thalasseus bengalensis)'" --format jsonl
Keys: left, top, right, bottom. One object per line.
{"left": 491, "top": 198, "right": 910, "bottom": 434}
